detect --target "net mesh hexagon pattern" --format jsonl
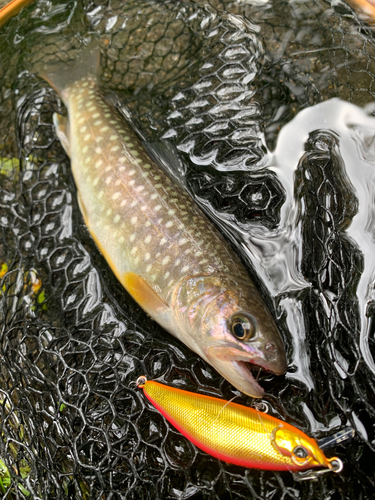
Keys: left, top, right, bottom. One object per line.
{"left": 0, "top": 0, "right": 375, "bottom": 498}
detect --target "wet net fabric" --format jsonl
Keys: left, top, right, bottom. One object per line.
{"left": 0, "top": 0, "right": 375, "bottom": 498}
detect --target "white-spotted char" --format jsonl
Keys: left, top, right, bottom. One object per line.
{"left": 41, "top": 42, "right": 286, "bottom": 397}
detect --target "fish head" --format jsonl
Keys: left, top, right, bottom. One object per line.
{"left": 271, "top": 425, "right": 331, "bottom": 470}
{"left": 171, "top": 275, "right": 287, "bottom": 398}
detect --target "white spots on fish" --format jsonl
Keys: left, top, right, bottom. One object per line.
{"left": 195, "top": 250, "right": 203, "bottom": 257}
{"left": 110, "top": 135, "right": 117, "bottom": 141}
{"left": 199, "top": 259, "right": 209, "bottom": 265}
{"left": 96, "top": 137, "right": 103, "bottom": 143}
{"left": 88, "top": 106, "right": 96, "bottom": 112}
{"left": 154, "top": 205, "right": 162, "bottom": 212}
{"left": 131, "top": 217, "right": 138, "bottom": 226}
{"left": 119, "top": 236, "right": 124, "bottom": 244}
{"left": 129, "top": 169, "right": 136, "bottom": 176}
{"left": 86, "top": 101, "right": 93, "bottom": 107}
{"left": 144, "top": 164, "right": 151, "bottom": 169}
{"left": 168, "top": 209, "right": 176, "bottom": 216}
{"left": 95, "top": 159, "right": 103, "bottom": 169}
{"left": 151, "top": 274, "right": 158, "bottom": 283}
{"left": 145, "top": 221, "right": 151, "bottom": 227}
{"left": 155, "top": 184, "right": 163, "bottom": 189}
{"left": 134, "top": 256, "right": 140, "bottom": 265}
{"left": 131, "top": 150, "right": 140, "bottom": 157}
{"left": 94, "top": 120, "right": 102, "bottom": 126}
{"left": 178, "top": 238, "right": 188, "bottom": 246}
{"left": 144, "top": 235, "right": 152, "bottom": 244}
{"left": 162, "top": 256, "right": 170, "bottom": 266}
{"left": 98, "top": 191, "right": 104, "bottom": 199}
{"left": 82, "top": 146, "right": 89, "bottom": 154}
{"left": 165, "top": 221, "right": 173, "bottom": 228}
{"left": 181, "top": 265, "right": 189, "bottom": 273}
{"left": 184, "top": 249, "right": 191, "bottom": 255}
{"left": 113, "top": 214, "right": 120, "bottom": 224}
{"left": 82, "top": 81, "right": 89, "bottom": 87}
{"left": 104, "top": 113, "right": 111, "bottom": 118}
{"left": 78, "top": 117, "right": 85, "bottom": 124}
{"left": 145, "top": 252, "right": 151, "bottom": 261}
{"left": 146, "top": 264, "right": 152, "bottom": 272}
{"left": 141, "top": 205, "right": 147, "bottom": 211}
{"left": 136, "top": 185, "right": 145, "bottom": 193}
{"left": 131, "top": 247, "right": 137, "bottom": 256}
{"left": 119, "top": 157, "right": 127, "bottom": 163}
{"left": 130, "top": 233, "right": 136, "bottom": 242}
{"left": 105, "top": 176, "right": 112, "bottom": 185}
{"left": 85, "top": 157, "right": 91, "bottom": 164}
{"left": 142, "top": 172, "right": 150, "bottom": 178}
{"left": 119, "top": 166, "right": 126, "bottom": 173}
{"left": 111, "top": 145, "right": 120, "bottom": 152}
{"left": 106, "top": 208, "right": 112, "bottom": 216}
{"left": 115, "top": 179, "right": 121, "bottom": 186}
{"left": 154, "top": 175, "right": 161, "bottom": 181}
{"left": 95, "top": 147, "right": 102, "bottom": 154}
{"left": 164, "top": 272, "right": 170, "bottom": 280}
{"left": 167, "top": 279, "right": 175, "bottom": 288}
{"left": 150, "top": 194, "right": 158, "bottom": 200}
{"left": 130, "top": 200, "right": 137, "bottom": 208}
{"left": 93, "top": 177, "right": 99, "bottom": 186}
{"left": 105, "top": 166, "right": 111, "bottom": 172}
{"left": 120, "top": 200, "right": 126, "bottom": 207}
{"left": 100, "top": 126, "right": 109, "bottom": 133}
{"left": 112, "top": 192, "right": 121, "bottom": 200}
{"left": 80, "top": 125, "right": 87, "bottom": 133}
{"left": 129, "top": 180, "right": 135, "bottom": 186}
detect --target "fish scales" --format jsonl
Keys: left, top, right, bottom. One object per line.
{"left": 43, "top": 45, "right": 287, "bottom": 398}
{"left": 67, "top": 77, "right": 241, "bottom": 291}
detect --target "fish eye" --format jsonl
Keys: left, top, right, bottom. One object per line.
{"left": 229, "top": 313, "right": 256, "bottom": 341}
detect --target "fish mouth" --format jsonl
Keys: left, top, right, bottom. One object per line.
{"left": 206, "top": 345, "right": 285, "bottom": 398}
{"left": 233, "top": 360, "right": 265, "bottom": 397}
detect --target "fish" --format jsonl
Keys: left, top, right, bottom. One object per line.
{"left": 137, "top": 376, "right": 342, "bottom": 473}
{"left": 40, "top": 42, "right": 287, "bottom": 398}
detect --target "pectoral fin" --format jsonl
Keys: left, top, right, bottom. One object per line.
{"left": 53, "top": 113, "right": 70, "bottom": 157}
{"left": 123, "top": 272, "right": 174, "bottom": 332}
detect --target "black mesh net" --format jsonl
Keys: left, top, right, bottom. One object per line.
{"left": 1, "top": 0, "right": 375, "bottom": 498}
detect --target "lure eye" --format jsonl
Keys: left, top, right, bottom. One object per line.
{"left": 230, "top": 313, "right": 256, "bottom": 341}
{"left": 293, "top": 446, "right": 308, "bottom": 459}
{"left": 291, "top": 445, "right": 310, "bottom": 466}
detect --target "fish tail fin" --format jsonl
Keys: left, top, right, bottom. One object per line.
{"left": 39, "top": 40, "right": 100, "bottom": 98}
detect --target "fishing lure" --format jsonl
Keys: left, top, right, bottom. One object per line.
{"left": 137, "top": 376, "right": 343, "bottom": 476}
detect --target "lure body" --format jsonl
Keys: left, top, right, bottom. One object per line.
{"left": 139, "top": 378, "right": 337, "bottom": 471}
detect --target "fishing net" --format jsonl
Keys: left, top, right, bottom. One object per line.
{"left": 0, "top": 0, "right": 375, "bottom": 497}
